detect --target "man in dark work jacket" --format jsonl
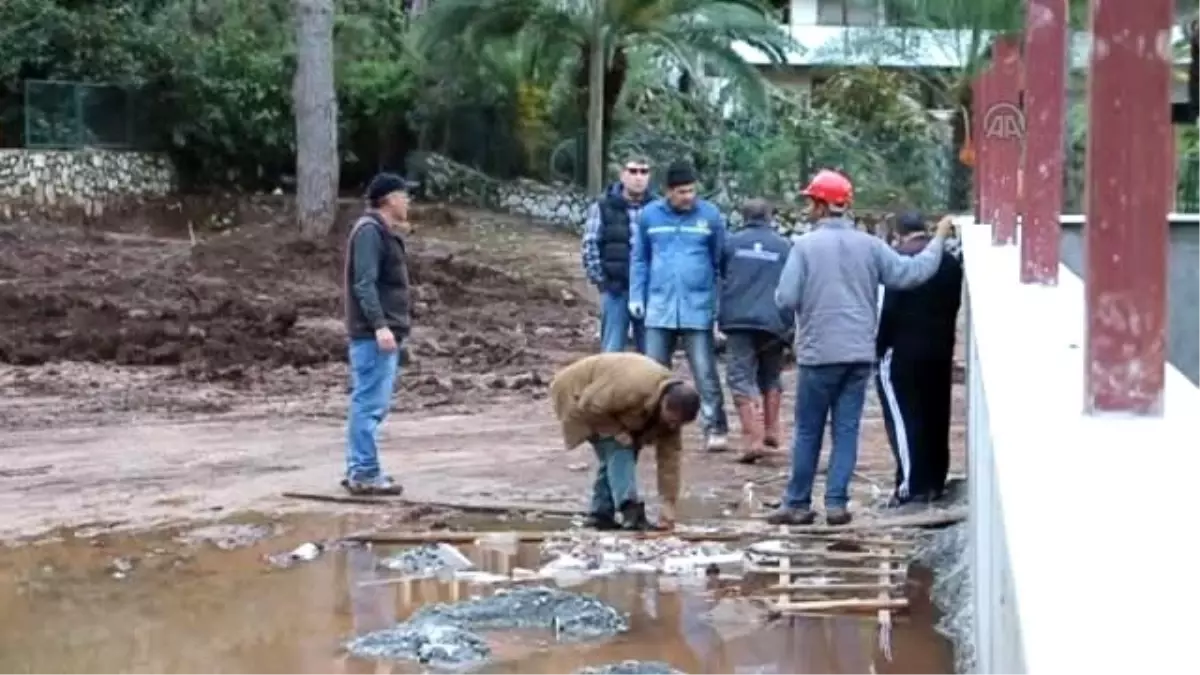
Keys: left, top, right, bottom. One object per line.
{"left": 342, "top": 172, "right": 417, "bottom": 496}
{"left": 580, "top": 156, "right": 656, "bottom": 352}
{"left": 718, "top": 199, "right": 793, "bottom": 464}
{"left": 875, "top": 211, "right": 963, "bottom": 506}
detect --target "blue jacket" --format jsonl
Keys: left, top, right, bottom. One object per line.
{"left": 718, "top": 219, "right": 793, "bottom": 338}
{"left": 630, "top": 197, "right": 726, "bottom": 330}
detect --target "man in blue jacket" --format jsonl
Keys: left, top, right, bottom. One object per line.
{"left": 629, "top": 160, "right": 730, "bottom": 452}
{"left": 718, "top": 199, "right": 793, "bottom": 464}
{"left": 580, "top": 156, "right": 655, "bottom": 353}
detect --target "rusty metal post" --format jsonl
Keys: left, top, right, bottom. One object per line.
{"left": 1019, "top": 0, "right": 1067, "bottom": 284}
{"left": 1083, "top": 0, "right": 1173, "bottom": 415}
{"left": 983, "top": 37, "right": 1023, "bottom": 245}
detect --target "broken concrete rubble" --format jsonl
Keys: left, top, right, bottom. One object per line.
{"left": 539, "top": 534, "right": 745, "bottom": 579}
{"left": 378, "top": 543, "right": 475, "bottom": 576}
{"left": 345, "top": 586, "right": 629, "bottom": 669}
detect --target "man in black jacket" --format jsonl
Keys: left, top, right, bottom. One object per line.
{"left": 718, "top": 199, "right": 793, "bottom": 464}
{"left": 580, "top": 156, "right": 655, "bottom": 353}
{"left": 875, "top": 211, "right": 963, "bottom": 505}
{"left": 342, "top": 172, "right": 416, "bottom": 496}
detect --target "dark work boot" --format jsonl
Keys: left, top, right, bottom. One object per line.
{"left": 764, "top": 506, "right": 817, "bottom": 526}
{"left": 825, "top": 507, "right": 853, "bottom": 526}
{"left": 619, "top": 501, "right": 663, "bottom": 532}
{"left": 583, "top": 512, "right": 621, "bottom": 531}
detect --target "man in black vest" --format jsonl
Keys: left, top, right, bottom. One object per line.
{"left": 581, "top": 156, "right": 656, "bottom": 352}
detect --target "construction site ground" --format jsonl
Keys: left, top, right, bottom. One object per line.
{"left": 0, "top": 205, "right": 967, "bottom": 542}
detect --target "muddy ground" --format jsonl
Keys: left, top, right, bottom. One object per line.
{"left": 0, "top": 204, "right": 966, "bottom": 541}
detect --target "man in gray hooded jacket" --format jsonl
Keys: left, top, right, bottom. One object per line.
{"left": 768, "top": 170, "right": 954, "bottom": 526}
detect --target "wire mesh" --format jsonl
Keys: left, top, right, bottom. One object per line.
{"left": 22, "top": 80, "right": 137, "bottom": 149}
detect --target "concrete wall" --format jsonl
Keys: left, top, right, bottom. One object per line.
{"left": 1059, "top": 222, "right": 1199, "bottom": 384}
{"left": 959, "top": 218, "right": 1200, "bottom": 674}
{"left": 0, "top": 149, "right": 174, "bottom": 214}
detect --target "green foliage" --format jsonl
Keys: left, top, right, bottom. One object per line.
{"left": 612, "top": 66, "right": 949, "bottom": 210}
{"left": 0, "top": 0, "right": 950, "bottom": 207}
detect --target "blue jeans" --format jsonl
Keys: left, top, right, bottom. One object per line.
{"left": 599, "top": 290, "right": 644, "bottom": 353}
{"left": 783, "top": 363, "right": 872, "bottom": 510}
{"left": 589, "top": 436, "right": 639, "bottom": 515}
{"left": 644, "top": 327, "right": 729, "bottom": 435}
{"left": 346, "top": 338, "right": 401, "bottom": 481}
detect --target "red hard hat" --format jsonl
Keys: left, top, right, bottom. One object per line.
{"left": 800, "top": 170, "right": 853, "bottom": 207}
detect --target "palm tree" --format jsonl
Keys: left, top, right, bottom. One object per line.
{"left": 415, "top": 0, "right": 795, "bottom": 193}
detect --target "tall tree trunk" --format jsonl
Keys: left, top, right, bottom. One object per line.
{"left": 293, "top": 0, "right": 339, "bottom": 239}
{"left": 585, "top": 1, "right": 605, "bottom": 194}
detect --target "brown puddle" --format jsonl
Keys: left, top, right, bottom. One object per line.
{"left": 0, "top": 515, "right": 952, "bottom": 673}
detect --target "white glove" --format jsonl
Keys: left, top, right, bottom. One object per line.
{"left": 628, "top": 301, "right": 645, "bottom": 320}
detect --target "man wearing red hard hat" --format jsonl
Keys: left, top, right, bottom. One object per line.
{"left": 769, "top": 169, "right": 954, "bottom": 526}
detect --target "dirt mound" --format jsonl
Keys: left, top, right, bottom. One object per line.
{"left": 0, "top": 212, "right": 591, "bottom": 386}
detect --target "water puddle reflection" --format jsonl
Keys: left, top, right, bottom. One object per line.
{"left": 0, "top": 519, "right": 952, "bottom": 673}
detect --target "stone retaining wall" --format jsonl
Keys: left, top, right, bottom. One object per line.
{"left": 0, "top": 149, "right": 175, "bottom": 219}
{"left": 413, "top": 152, "right": 819, "bottom": 234}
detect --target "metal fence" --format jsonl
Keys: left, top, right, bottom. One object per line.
{"left": 22, "top": 80, "right": 139, "bottom": 149}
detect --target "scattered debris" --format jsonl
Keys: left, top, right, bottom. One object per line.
{"left": 109, "top": 556, "right": 134, "bottom": 579}
{"left": 264, "top": 539, "right": 359, "bottom": 569}
{"left": 378, "top": 543, "right": 475, "bottom": 576}
{"left": 346, "top": 586, "right": 628, "bottom": 669}
{"left": 576, "top": 660, "right": 684, "bottom": 674}
{"left": 177, "top": 523, "right": 279, "bottom": 550}
{"left": 539, "top": 534, "right": 745, "bottom": 579}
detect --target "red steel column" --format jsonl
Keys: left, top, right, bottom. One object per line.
{"left": 1020, "top": 0, "right": 1067, "bottom": 284}
{"left": 1083, "top": 0, "right": 1173, "bottom": 415}
{"left": 984, "top": 36, "right": 1023, "bottom": 245}
{"left": 973, "top": 69, "right": 994, "bottom": 228}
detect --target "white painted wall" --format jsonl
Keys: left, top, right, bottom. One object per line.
{"left": 959, "top": 218, "right": 1200, "bottom": 673}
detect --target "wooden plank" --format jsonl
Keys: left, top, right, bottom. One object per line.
{"left": 750, "top": 549, "right": 910, "bottom": 562}
{"left": 760, "top": 533, "right": 919, "bottom": 548}
{"left": 751, "top": 507, "right": 965, "bottom": 532}
{"left": 746, "top": 564, "right": 905, "bottom": 578}
{"left": 282, "top": 491, "right": 583, "bottom": 517}
{"left": 758, "top": 578, "right": 902, "bottom": 588}
{"left": 344, "top": 529, "right": 745, "bottom": 545}
{"left": 772, "top": 598, "right": 909, "bottom": 613}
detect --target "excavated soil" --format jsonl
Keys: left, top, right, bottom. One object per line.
{"left": 0, "top": 205, "right": 592, "bottom": 426}
{"left": 0, "top": 201, "right": 967, "bottom": 542}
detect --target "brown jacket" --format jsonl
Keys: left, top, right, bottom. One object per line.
{"left": 550, "top": 353, "right": 684, "bottom": 509}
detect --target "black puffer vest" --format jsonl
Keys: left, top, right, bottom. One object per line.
{"left": 598, "top": 193, "right": 634, "bottom": 293}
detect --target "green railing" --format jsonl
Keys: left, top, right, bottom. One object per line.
{"left": 22, "top": 80, "right": 137, "bottom": 149}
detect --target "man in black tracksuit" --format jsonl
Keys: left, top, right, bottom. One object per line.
{"left": 875, "top": 211, "right": 963, "bottom": 505}
{"left": 718, "top": 199, "right": 793, "bottom": 464}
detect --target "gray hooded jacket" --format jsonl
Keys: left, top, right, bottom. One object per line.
{"left": 775, "top": 217, "right": 945, "bottom": 366}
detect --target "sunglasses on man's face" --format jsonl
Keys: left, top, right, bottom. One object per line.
{"left": 624, "top": 167, "right": 650, "bottom": 175}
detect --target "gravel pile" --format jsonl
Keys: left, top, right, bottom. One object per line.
{"left": 378, "top": 543, "right": 474, "bottom": 576}
{"left": 576, "top": 660, "right": 684, "bottom": 674}
{"left": 916, "top": 523, "right": 974, "bottom": 673}
{"left": 345, "top": 585, "right": 629, "bottom": 669}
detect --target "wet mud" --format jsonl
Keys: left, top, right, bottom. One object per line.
{"left": 0, "top": 207, "right": 593, "bottom": 426}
